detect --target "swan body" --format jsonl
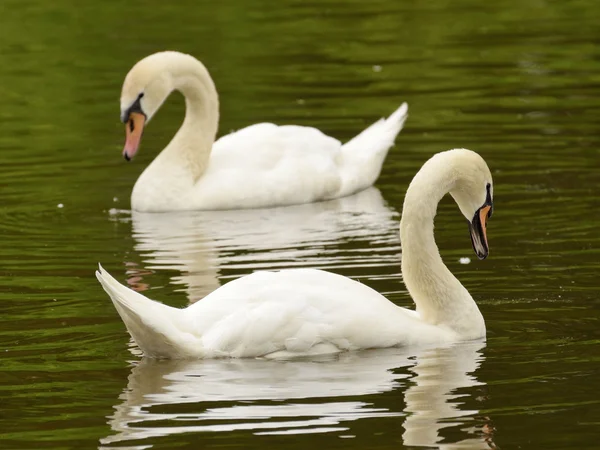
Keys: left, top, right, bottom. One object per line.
{"left": 97, "top": 149, "right": 494, "bottom": 359}
{"left": 119, "top": 51, "right": 408, "bottom": 212}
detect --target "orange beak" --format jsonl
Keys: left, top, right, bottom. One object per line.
{"left": 123, "top": 112, "right": 146, "bottom": 161}
{"left": 478, "top": 204, "right": 491, "bottom": 249}
{"left": 469, "top": 204, "right": 492, "bottom": 260}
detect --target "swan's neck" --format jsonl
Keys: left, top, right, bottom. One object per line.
{"left": 400, "top": 159, "right": 485, "bottom": 338}
{"left": 143, "top": 60, "right": 219, "bottom": 189}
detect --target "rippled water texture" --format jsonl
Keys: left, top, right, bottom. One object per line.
{"left": 1, "top": 0, "right": 599, "bottom": 448}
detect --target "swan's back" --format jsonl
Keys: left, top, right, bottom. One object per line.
{"left": 185, "top": 269, "right": 444, "bottom": 358}
{"left": 185, "top": 103, "right": 408, "bottom": 210}
{"left": 192, "top": 124, "right": 344, "bottom": 209}
{"left": 97, "top": 265, "right": 451, "bottom": 359}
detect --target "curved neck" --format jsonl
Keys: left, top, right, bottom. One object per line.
{"left": 150, "top": 58, "right": 219, "bottom": 184}
{"left": 400, "top": 154, "right": 484, "bottom": 338}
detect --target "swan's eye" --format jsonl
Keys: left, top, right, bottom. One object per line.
{"left": 485, "top": 183, "right": 493, "bottom": 218}
{"left": 129, "top": 118, "right": 135, "bottom": 132}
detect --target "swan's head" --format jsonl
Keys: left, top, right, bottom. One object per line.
{"left": 120, "top": 52, "right": 179, "bottom": 161}
{"left": 447, "top": 149, "right": 494, "bottom": 260}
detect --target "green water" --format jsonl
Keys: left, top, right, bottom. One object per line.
{"left": 1, "top": 0, "right": 599, "bottom": 448}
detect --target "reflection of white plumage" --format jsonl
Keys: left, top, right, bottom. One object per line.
{"left": 97, "top": 149, "right": 494, "bottom": 359}
{"left": 100, "top": 343, "right": 493, "bottom": 446}
{"left": 119, "top": 51, "right": 408, "bottom": 211}
{"left": 123, "top": 187, "right": 399, "bottom": 303}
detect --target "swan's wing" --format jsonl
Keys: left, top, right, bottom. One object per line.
{"left": 192, "top": 124, "right": 344, "bottom": 208}
{"left": 188, "top": 104, "right": 406, "bottom": 209}
{"left": 212, "top": 123, "right": 342, "bottom": 167}
{"left": 185, "top": 269, "right": 434, "bottom": 358}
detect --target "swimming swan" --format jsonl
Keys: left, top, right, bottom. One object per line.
{"left": 97, "top": 148, "right": 494, "bottom": 358}
{"left": 119, "top": 51, "right": 409, "bottom": 212}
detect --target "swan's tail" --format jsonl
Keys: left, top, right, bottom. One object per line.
{"left": 339, "top": 102, "right": 408, "bottom": 196}
{"left": 96, "top": 264, "right": 194, "bottom": 358}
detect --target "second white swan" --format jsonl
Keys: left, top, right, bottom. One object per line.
{"left": 119, "top": 51, "right": 408, "bottom": 212}
{"left": 97, "top": 148, "right": 494, "bottom": 359}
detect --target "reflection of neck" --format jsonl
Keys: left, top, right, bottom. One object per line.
{"left": 131, "top": 210, "right": 221, "bottom": 304}
{"left": 403, "top": 343, "right": 492, "bottom": 449}
{"left": 144, "top": 57, "right": 219, "bottom": 191}
{"left": 400, "top": 153, "right": 484, "bottom": 338}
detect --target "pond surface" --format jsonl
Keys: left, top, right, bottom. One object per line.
{"left": 1, "top": 0, "right": 599, "bottom": 448}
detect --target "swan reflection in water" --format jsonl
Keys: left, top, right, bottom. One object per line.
{"left": 100, "top": 342, "right": 496, "bottom": 449}
{"left": 111, "top": 187, "right": 401, "bottom": 303}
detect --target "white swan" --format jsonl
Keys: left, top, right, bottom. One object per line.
{"left": 119, "top": 51, "right": 408, "bottom": 212}
{"left": 97, "top": 148, "right": 494, "bottom": 358}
